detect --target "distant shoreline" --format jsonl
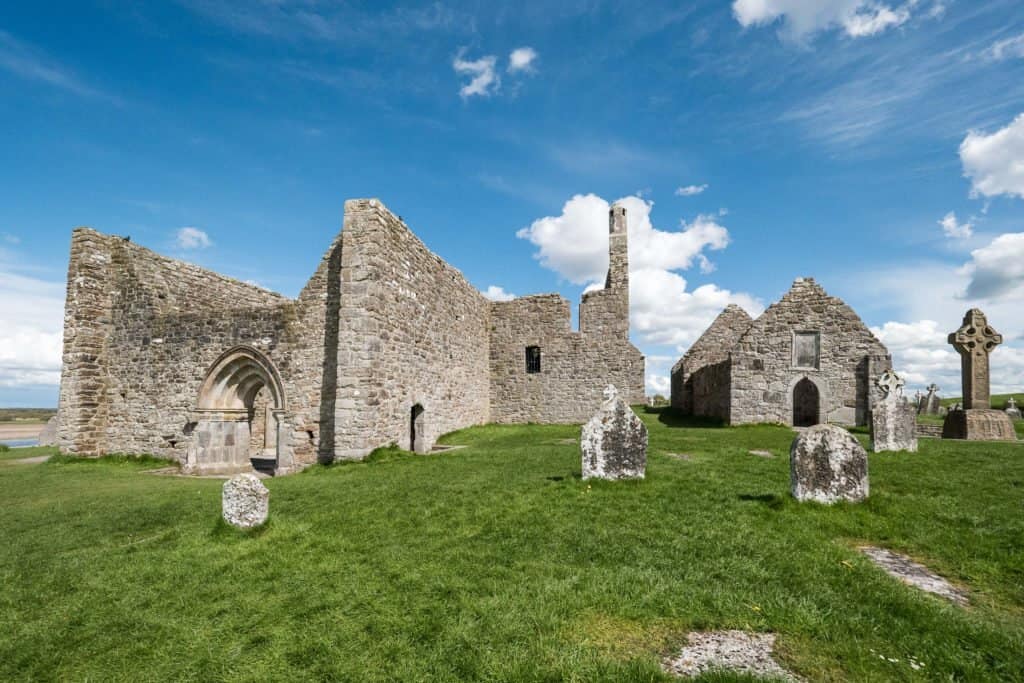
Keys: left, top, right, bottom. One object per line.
{"left": 0, "top": 423, "right": 46, "bottom": 440}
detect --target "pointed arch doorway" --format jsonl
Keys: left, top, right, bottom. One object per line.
{"left": 186, "top": 346, "right": 288, "bottom": 474}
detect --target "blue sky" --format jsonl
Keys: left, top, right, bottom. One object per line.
{"left": 1, "top": 0, "right": 1023, "bottom": 407}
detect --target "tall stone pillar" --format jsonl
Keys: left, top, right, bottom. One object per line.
{"left": 942, "top": 309, "right": 1016, "bottom": 441}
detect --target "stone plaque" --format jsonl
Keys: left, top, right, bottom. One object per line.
{"left": 792, "top": 331, "right": 820, "bottom": 369}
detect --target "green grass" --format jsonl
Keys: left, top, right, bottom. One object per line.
{"left": 2, "top": 412, "right": 1023, "bottom": 681}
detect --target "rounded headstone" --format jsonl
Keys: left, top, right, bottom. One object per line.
{"left": 790, "top": 424, "right": 868, "bottom": 504}
{"left": 222, "top": 473, "right": 269, "bottom": 528}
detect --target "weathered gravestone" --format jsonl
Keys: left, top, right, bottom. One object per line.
{"left": 1006, "top": 397, "right": 1021, "bottom": 420}
{"left": 871, "top": 369, "right": 918, "bottom": 452}
{"left": 917, "top": 383, "right": 941, "bottom": 415}
{"left": 790, "top": 424, "right": 869, "bottom": 503}
{"left": 222, "top": 473, "right": 269, "bottom": 528}
{"left": 942, "top": 309, "right": 1016, "bottom": 441}
{"left": 581, "top": 385, "right": 647, "bottom": 480}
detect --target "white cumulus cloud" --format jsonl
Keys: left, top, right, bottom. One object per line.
{"left": 732, "top": 0, "right": 916, "bottom": 40}
{"left": 453, "top": 50, "right": 499, "bottom": 98}
{"left": 482, "top": 285, "right": 516, "bottom": 302}
{"left": 960, "top": 113, "right": 1024, "bottom": 199}
{"left": 961, "top": 232, "right": 1024, "bottom": 300}
{"left": 938, "top": 211, "right": 972, "bottom": 240}
{"left": 176, "top": 226, "right": 212, "bottom": 249}
{"left": 0, "top": 271, "right": 64, "bottom": 388}
{"left": 517, "top": 194, "right": 730, "bottom": 285}
{"left": 508, "top": 47, "right": 538, "bottom": 73}
{"left": 675, "top": 184, "right": 708, "bottom": 197}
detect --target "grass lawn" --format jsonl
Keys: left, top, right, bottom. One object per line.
{"left": 2, "top": 411, "right": 1023, "bottom": 681}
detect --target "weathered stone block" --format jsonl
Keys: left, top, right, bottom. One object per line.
{"left": 790, "top": 424, "right": 868, "bottom": 504}
{"left": 871, "top": 399, "right": 918, "bottom": 452}
{"left": 941, "top": 409, "right": 1016, "bottom": 441}
{"left": 581, "top": 385, "right": 647, "bottom": 480}
{"left": 222, "top": 473, "right": 269, "bottom": 528}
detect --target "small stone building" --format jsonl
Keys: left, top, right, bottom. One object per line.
{"left": 671, "top": 277, "right": 890, "bottom": 426}
{"left": 58, "top": 199, "right": 644, "bottom": 474}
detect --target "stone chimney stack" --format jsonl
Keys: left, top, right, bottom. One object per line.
{"left": 606, "top": 203, "right": 629, "bottom": 291}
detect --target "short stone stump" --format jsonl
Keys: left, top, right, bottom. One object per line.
{"left": 942, "top": 408, "right": 1016, "bottom": 441}
{"left": 222, "top": 473, "right": 269, "bottom": 528}
{"left": 790, "top": 424, "right": 868, "bottom": 504}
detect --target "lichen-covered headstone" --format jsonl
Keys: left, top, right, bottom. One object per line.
{"left": 870, "top": 369, "right": 918, "bottom": 453}
{"left": 222, "top": 473, "right": 269, "bottom": 528}
{"left": 790, "top": 424, "right": 868, "bottom": 504}
{"left": 581, "top": 385, "right": 647, "bottom": 480}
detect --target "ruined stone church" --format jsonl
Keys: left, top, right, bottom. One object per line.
{"left": 670, "top": 277, "right": 891, "bottom": 426}
{"left": 58, "top": 199, "right": 644, "bottom": 474}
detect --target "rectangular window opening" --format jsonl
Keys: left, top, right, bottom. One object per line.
{"left": 525, "top": 346, "right": 542, "bottom": 374}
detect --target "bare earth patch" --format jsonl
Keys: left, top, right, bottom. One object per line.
{"left": 749, "top": 449, "right": 775, "bottom": 458}
{"left": 663, "top": 630, "right": 800, "bottom": 681}
{"left": 3, "top": 455, "right": 51, "bottom": 465}
{"left": 860, "top": 546, "right": 969, "bottom": 606}
{"left": 665, "top": 452, "right": 694, "bottom": 461}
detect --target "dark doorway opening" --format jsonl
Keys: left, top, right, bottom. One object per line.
{"left": 410, "top": 404, "right": 425, "bottom": 453}
{"left": 793, "top": 378, "right": 820, "bottom": 427}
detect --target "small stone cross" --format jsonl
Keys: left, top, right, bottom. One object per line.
{"left": 926, "top": 383, "right": 939, "bottom": 395}
{"left": 876, "top": 368, "right": 905, "bottom": 400}
{"left": 603, "top": 384, "right": 619, "bottom": 403}
{"left": 948, "top": 308, "right": 1003, "bottom": 409}
{"left": 1008, "top": 397, "right": 1018, "bottom": 410}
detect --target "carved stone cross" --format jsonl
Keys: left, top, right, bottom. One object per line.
{"left": 926, "top": 383, "right": 939, "bottom": 395}
{"left": 876, "top": 368, "right": 905, "bottom": 400}
{"left": 948, "top": 308, "right": 1003, "bottom": 409}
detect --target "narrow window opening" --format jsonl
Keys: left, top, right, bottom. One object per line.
{"left": 525, "top": 346, "right": 541, "bottom": 374}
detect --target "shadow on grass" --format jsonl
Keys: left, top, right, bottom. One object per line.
{"left": 211, "top": 516, "right": 271, "bottom": 540}
{"left": 645, "top": 406, "right": 727, "bottom": 430}
{"left": 738, "top": 493, "right": 786, "bottom": 510}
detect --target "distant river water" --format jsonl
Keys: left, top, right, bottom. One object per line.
{"left": 1, "top": 439, "right": 38, "bottom": 448}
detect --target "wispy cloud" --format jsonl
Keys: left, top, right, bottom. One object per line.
{"left": 981, "top": 32, "right": 1024, "bottom": 61}
{"left": 508, "top": 47, "right": 538, "bottom": 73}
{"left": 176, "top": 227, "right": 212, "bottom": 250}
{"left": 0, "top": 30, "right": 114, "bottom": 100}
{"left": 675, "top": 184, "right": 708, "bottom": 197}
{"left": 453, "top": 50, "right": 499, "bottom": 99}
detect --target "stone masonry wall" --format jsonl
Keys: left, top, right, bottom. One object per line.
{"left": 329, "top": 199, "right": 491, "bottom": 459}
{"left": 489, "top": 204, "right": 644, "bottom": 422}
{"left": 728, "top": 277, "right": 891, "bottom": 426}
{"left": 670, "top": 304, "right": 753, "bottom": 414}
{"left": 56, "top": 228, "right": 330, "bottom": 469}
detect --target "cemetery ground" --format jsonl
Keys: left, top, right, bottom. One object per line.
{"left": 2, "top": 411, "right": 1023, "bottom": 681}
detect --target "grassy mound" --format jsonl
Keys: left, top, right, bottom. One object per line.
{"left": 1, "top": 412, "right": 1022, "bottom": 680}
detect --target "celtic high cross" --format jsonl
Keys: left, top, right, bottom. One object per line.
{"left": 948, "top": 309, "right": 1003, "bottom": 409}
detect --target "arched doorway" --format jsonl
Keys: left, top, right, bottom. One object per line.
{"left": 410, "top": 404, "right": 425, "bottom": 454}
{"left": 186, "top": 347, "right": 287, "bottom": 474}
{"left": 793, "top": 377, "right": 820, "bottom": 427}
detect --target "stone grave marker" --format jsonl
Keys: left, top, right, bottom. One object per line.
{"left": 942, "top": 309, "right": 1016, "bottom": 441}
{"left": 871, "top": 369, "right": 918, "bottom": 453}
{"left": 790, "top": 424, "right": 868, "bottom": 503}
{"left": 581, "top": 385, "right": 647, "bottom": 480}
{"left": 1006, "top": 397, "right": 1021, "bottom": 420}
{"left": 222, "top": 473, "right": 270, "bottom": 528}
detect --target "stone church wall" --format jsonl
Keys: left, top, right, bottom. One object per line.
{"left": 57, "top": 228, "right": 304, "bottom": 463}
{"left": 728, "top": 278, "right": 890, "bottom": 426}
{"left": 329, "top": 199, "right": 492, "bottom": 459}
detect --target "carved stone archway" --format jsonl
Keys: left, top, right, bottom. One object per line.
{"left": 185, "top": 346, "right": 288, "bottom": 474}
